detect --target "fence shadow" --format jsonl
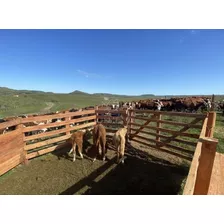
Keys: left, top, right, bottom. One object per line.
{"left": 59, "top": 143, "right": 189, "bottom": 195}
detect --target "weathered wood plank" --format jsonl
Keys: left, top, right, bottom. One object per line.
{"left": 130, "top": 128, "right": 197, "bottom": 146}
{"left": 24, "top": 135, "right": 70, "bottom": 151}
{"left": 26, "top": 144, "right": 67, "bottom": 160}
{"left": 130, "top": 122, "right": 200, "bottom": 139}
{"left": 154, "top": 117, "right": 203, "bottom": 147}
{"left": 96, "top": 116, "right": 122, "bottom": 120}
{"left": 20, "top": 110, "right": 95, "bottom": 123}
{"left": 193, "top": 137, "right": 218, "bottom": 195}
{"left": 24, "top": 122, "right": 96, "bottom": 141}
{"left": 183, "top": 117, "right": 208, "bottom": 195}
{"left": 131, "top": 109, "right": 208, "bottom": 118}
{"left": 22, "top": 115, "right": 96, "bottom": 132}
{"left": 131, "top": 116, "right": 202, "bottom": 129}
{"left": 0, "top": 154, "right": 22, "bottom": 176}
{"left": 0, "top": 118, "right": 22, "bottom": 130}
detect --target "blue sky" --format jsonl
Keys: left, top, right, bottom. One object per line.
{"left": 0, "top": 29, "right": 223, "bottom": 95}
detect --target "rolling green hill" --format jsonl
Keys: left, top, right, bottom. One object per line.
{"left": 0, "top": 87, "right": 154, "bottom": 117}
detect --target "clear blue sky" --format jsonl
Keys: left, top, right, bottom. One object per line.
{"left": 0, "top": 29, "right": 223, "bottom": 95}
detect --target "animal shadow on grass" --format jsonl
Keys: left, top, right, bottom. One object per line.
{"left": 59, "top": 143, "right": 189, "bottom": 195}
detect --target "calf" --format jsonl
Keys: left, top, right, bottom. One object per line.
{"left": 113, "top": 126, "right": 128, "bottom": 164}
{"left": 92, "top": 124, "right": 107, "bottom": 162}
{"left": 67, "top": 129, "right": 91, "bottom": 162}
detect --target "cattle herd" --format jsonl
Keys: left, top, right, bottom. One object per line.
{"left": 119, "top": 96, "right": 214, "bottom": 112}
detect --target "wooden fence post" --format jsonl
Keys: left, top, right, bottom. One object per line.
{"left": 156, "top": 112, "right": 161, "bottom": 146}
{"left": 193, "top": 137, "right": 218, "bottom": 195}
{"left": 126, "top": 109, "right": 131, "bottom": 142}
{"left": 65, "top": 116, "right": 71, "bottom": 136}
{"left": 16, "top": 123, "right": 29, "bottom": 165}
{"left": 95, "top": 106, "right": 98, "bottom": 123}
{"left": 211, "top": 94, "right": 215, "bottom": 111}
{"left": 205, "top": 112, "right": 216, "bottom": 138}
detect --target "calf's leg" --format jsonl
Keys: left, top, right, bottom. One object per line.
{"left": 120, "top": 136, "right": 126, "bottom": 164}
{"left": 77, "top": 142, "right": 84, "bottom": 159}
{"left": 72, "top": 143, "right": 77, "bottom": 162}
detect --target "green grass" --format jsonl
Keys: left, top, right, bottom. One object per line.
{"left": 0, "top": 92, "right": 146, "bottom": 117}
{"left": 214, "top": 113, "right": 224, "bottom": 153}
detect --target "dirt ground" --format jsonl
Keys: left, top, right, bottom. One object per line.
{"left": 0, "top": 140, "right": 189, "bottom": 195}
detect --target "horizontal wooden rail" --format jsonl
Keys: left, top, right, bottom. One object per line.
{"left": 24, "top": 135, "right": 70, "bottom": 151}
{"left": 131, "top": 109, "right": 207, "bottom": 118}
{"left": 130, "top": 128, "right": 197, "bottom": 147}
{"left": 24, "top": 122, "right": 96, "bottom": 141}
{"left": 26, "top": 145, "right": 61, "bottom": 160}
{"left": 95, "top": 110, "right": 126, "bottom": 114}
{"left": 131, "top": 116, "right": 202, "bottom": 129}
{"left": 130, "top": 123, "right": 200, "bottom": 139}
{"left": 22, "top": 115, "right": 96, "bottom": 133}
{"left": 69, "top": 122, "right": 96, "bottom": 132}
{"left": 0, "top": 118, "right": 22, "bottom": 129}
{"left": 96, "top": 116, "right": 122, "bottom": 120}
{"left": 98, "top": 122, "right": 123, "bottom": 127}
{"left": 20, "top": 110, "right": 95, "bottom": 123}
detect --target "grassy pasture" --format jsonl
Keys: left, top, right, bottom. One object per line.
{"left": 0, "top": 93, "right": 144, "bottom": 117}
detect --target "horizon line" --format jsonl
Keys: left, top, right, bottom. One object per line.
{"left": 0, "top": 86, "right": 220, "bottom": 97}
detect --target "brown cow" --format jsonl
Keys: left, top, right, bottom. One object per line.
{"left": 67, "top": 129, "right": 91, "bottom": 162}
{"left": 92, "top": 124, "right": 107, "bottom": 162}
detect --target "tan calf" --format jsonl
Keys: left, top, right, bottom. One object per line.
{"left": 113, "top": 126, "right": 128, "bottom": 164}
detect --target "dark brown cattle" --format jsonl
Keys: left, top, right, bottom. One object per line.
{"left": 92, "top": 124, "right": 107, "bottom": 162}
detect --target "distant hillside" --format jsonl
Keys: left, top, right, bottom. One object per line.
{"left": 0, "top": 87, "right": 156, "bottom": 98}
{"left": 92, "top": 93, "right": 155, "bottom": 98}
{"left": 69, "top": 90, "right": 90, "bottom": 95}
{"left": 0, "top": 87, "right": 53, "bottom": 95}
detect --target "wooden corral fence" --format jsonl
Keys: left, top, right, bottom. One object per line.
{"left": 183, "top": 112, "right": 218, "bottom": 195}
{"left": 0, "top": 108, "right": 218, "bottom": 195}
{"left": 0, "top": 109, "right": 96, "bottom": 176}
{"left": 0, "top": 119, "right": 24, "bottom": 176}
{"left": 95, "top": 108, "right": 218, "bottom": 195}
{"left": 128, "top": 109, "right": 208, "bottom": 161}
